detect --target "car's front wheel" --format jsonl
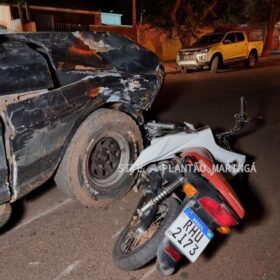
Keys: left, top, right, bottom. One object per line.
{"left": 210, "top": 55, "right": 220, "bottom": 73}
{"left": 55, "top": 109, "right": 143, "bottom": 206}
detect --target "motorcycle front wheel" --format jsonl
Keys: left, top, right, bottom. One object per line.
{"left": 112, "top": 197, "right": 180, "bottom": 271}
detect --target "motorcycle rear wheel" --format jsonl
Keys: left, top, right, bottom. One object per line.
{"left": 112, "top": 197, "right": 180, "bottom": 271}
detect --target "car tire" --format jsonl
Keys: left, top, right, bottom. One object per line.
{"left": 55, "top": 109, "right": 143, "bottom": 207}
{"left": 210, "top": 56, "right": 220, "bottom": 73}
{"left": 246, "top": 51, "right": 258, "bottom": 68}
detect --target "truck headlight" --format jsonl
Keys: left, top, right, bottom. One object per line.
{"left": 197, "top": 54, "right": 207, "bottom": 61}
{"left": 198, "top": 48, "right": 209, "bottom": 53}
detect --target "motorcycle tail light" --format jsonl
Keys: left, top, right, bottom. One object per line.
{"left": 164, "top": 244, "right": 182, "bottom": 261}
{"left": 199, "top": 197, "right": 237, "bottom": 227}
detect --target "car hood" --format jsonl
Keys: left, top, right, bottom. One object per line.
{"left": 1, "top": 32, "right": 161, "bottom": 75}
{"left": 180, "top": 43, "right": 219, "bottom": 52}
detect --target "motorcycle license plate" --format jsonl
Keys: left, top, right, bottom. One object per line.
{"left": 166, "top": 207, "right": 214, "bottom": 263}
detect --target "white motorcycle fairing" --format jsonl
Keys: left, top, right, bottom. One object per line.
{"left": 129, "top": 127, "right": 246, "bottom": 175}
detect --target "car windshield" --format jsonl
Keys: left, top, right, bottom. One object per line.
{"left": 193, "top": 33, "right": 225, "bottom": 46}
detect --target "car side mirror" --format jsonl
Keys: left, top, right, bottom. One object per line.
{"left": 224, "top": 39, "right": 232, "bottom": 44}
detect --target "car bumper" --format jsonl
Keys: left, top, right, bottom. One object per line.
{"left": 177, "top": 60, "right": 210, "bottom": 69}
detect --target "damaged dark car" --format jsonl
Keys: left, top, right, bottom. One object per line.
{"left": 0, "top": 32, "right": 164, "bottom": 227}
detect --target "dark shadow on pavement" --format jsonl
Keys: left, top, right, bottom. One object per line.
{"left": 0, "top": 199, "right": 25, "bottom": 235}
{"left": 217, "top": 59, "right": 280, "bottom": 74}
{"left": 0, "top": 179, "right": 57, "bottom": 234}
{"left": 145, "top": 82, "right": 190, "bottom": 119}
{"left": 202, "top": 161, "right": 266, "bottom": 261}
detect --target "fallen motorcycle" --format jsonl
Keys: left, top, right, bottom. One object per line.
{"left": 112, "top": 97, "right": 249, "bottom": 275}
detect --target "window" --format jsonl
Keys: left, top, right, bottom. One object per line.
{"left": 236, "top": 33, "right": 245, "bottom": 42}
{"left": 224, "top": 33, "right": 236, "bottom": 44}
{"left": 194, "top": 33, "right": 225, "bottom": 46}
{"left": 0, "top": 40, "right": 54, "bottom": 95}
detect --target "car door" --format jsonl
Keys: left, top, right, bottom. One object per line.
{"left": 0, "top": 122, "right": 10, "bottom": 204}
{"left": 222, "top": 32, "right": 238, "bottom": 61}
{"left": 2, "top": 78, "right": 100, "bottom": 202}
{"left": 235, "top": 32, "right": 248, "bottom": 59}
{"left": 0, "top": 36, "right": 101, "bottom": 201}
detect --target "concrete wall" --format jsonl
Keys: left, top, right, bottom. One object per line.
{"left": 23, "top": 21, "right": 37, "bottom": 32}
{"left": 0, "top": 5, "right": 12, "bottom": 31}
{"left": 137, "top": 24, "right": 181, "bottom": 61}
{"left": 90, "top": 24, "right": 183, "bottom": 61}
{"left": 0, "top": 4, "right": 36, "bottom": 32}
{"left": 90, "top": 24, "right": 214, "bottom": 61}
{"left": 272, "top": 23, "right": 280, "bottom": 50}
{"left": 90, "top": 25, "right": 137, "bottom": 41}
{"left": 137, "top": 24, "right": 214, "bottom": 61}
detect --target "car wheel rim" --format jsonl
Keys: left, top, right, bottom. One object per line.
{"left": 88, "top": 136, "right": 122, "bottom": 180}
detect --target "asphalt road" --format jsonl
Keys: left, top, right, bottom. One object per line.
{"left": 1, "top": 62, "right": 280, "bottom": 280}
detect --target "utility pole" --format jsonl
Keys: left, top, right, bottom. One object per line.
{"left": 17, "top": 2, "right": 24, "bottom": 23}
{"left": 25, "top": 1, "right": 31, "bottom": 22}
{"left": 132, "top": 0, "right": 136, "bottom": 26}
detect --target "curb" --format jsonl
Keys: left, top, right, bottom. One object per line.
{"left": 259, "top": 55, "right": 280, "bottom": 64}
{"left": 163, "top": 62, "right": 180, "bottom": 74}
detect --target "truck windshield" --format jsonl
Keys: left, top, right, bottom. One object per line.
{"left": 193, "top": 33, "right": 225, "bottom": 46}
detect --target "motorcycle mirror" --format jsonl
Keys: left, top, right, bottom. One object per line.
{"left": 240, "top": 96, "right": 246, "bottom": 116}
{"left": 234, "top": 96, "right": 248, "bottom": 124}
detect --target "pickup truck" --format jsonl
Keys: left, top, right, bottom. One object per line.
{"left": 0, "top": 32, "right": 164, "bottom": 228}
{"left": 177, "top": 31, "right": 263, "bottom": 73}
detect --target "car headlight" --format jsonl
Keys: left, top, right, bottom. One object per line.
{"left": 198, "top": 48, "right": 209, "bottom": 53}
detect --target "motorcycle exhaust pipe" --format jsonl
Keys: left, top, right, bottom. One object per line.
{"left": 137, "top": 176, "right": 184, "bottom": 217}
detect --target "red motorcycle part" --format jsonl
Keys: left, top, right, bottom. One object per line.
{"left": 181, "top": 147, "right": 245, "bottom": 219}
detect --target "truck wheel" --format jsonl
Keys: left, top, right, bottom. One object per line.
{"left": 55, "top": 109, "right": 143, "bottom": 207}
{"left": 210, "top": 56, "right": 220, "bottom": 73}
{"left": 246, "top": 51, "right": 257, "bottom": 68}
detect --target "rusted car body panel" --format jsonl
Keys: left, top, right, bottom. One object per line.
{"left": 0, "top": 123, "right": 10, "bottom": 203}
{"left": 0, "top": 32, "right": 163, "bottom": 203}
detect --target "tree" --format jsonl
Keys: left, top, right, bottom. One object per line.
{"left": 262, "top": 0, "right": 280, "bottom": 56}
{"left": 142, "top": 0, "right": 219, "bottom": 46}
{"left": 236, "top": 0, "right": 280, "bottom": 56}
{"left": 215, "top": 0, "right": 248, "bottom": 25}
{"left": 172, "top": 0, "right": 218, "bottom": 46}
{"left": 142, "top": 0, "right": 248, "bottom": 47}
{"left": 142, "top": 0, "right": 280, "bottom": 53}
